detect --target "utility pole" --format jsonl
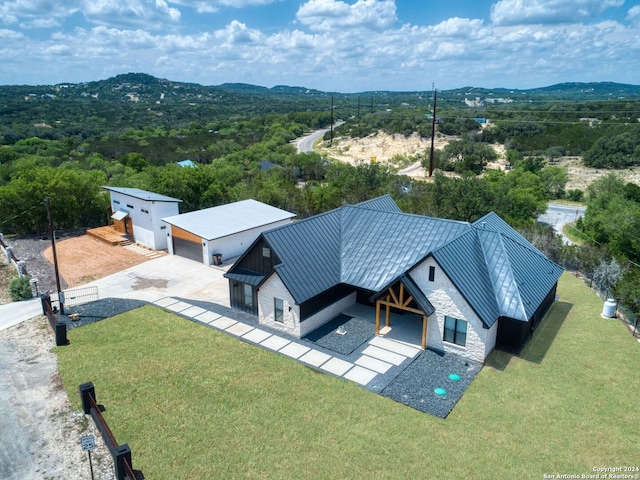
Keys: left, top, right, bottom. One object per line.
{"left": 45, "top": 197, "right": 64, "bottom": 314}
{"left": 330, "top": 94, "right": 334, "bottom": 146}
{"left": 428, "top": 87, "right": 438, "bottom": 177}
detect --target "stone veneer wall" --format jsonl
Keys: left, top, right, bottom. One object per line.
{"left": 257, "top": 274, "right": 357, "bottom": 338}
{"left": 410, "top": 258, "right": 497, "bottom": 363}
{"left": 258, "top": 273, "right": 300, "bottom": 336}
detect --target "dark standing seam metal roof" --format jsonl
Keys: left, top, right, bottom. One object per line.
{"left": 228, "top": 196, "right": 563, "bottom": 328}
{"left": 353, "top": 194, "right": 402, "bottom": 213}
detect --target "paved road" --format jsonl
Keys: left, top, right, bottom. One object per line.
{"left": 537, "top": 203, "right": 586, "bottom": 243}
{"left": 296, "top": 122, "right": 344, "bottom": 153}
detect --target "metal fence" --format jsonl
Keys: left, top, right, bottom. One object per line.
{"left": 52, "top": 285, "right": 99, "bottom": 309}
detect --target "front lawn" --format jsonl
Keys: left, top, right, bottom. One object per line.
{"left": 56, "top": 272, "right": 640, "bottom": 479}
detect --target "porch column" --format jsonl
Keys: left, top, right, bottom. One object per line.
{"left": 421, "top": 315, "right": 428, "bottom": 350}
{"left": 375, "top": 300, "right": 381, "bottom": 335}
{"left": 385, "top": 295, "right": 391, "bottom": 328}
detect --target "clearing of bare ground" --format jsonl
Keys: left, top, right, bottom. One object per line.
{"left": 317, "top": 132, "right": 640, "bottom": 189}
{"left": 0, "top": 315, "right": 115, "bottom": 480}
{"left": 0, "top": 233, "right": 159, "bottom": 298}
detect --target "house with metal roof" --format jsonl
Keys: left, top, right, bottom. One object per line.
{"left": 162, "top": 200, "right": 296, "bottom": 265}
{"left": 103, "top": 186, "right": 181, "bottom": 250}
{"left": 225, "top": 195, "right": 563, "bottom": 363}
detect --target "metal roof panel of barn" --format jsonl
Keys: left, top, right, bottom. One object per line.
{"left": 103, "top": 186, "right": 182, "bottom": 203}
{"left": 162, "top": 200, "right": 296, "bottom": 241}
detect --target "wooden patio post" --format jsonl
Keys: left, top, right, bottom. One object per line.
{"left": 375, "top": 300, "right": 381, "bottom": 335}
{"left": 421, "top": 316, "right": 427, "bottom": 350}
{"left": 385, "top": 294, "right": 391, "bottom": 327}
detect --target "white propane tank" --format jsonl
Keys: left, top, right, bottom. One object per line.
{"left": 602, "top": 298, "right": 617, "bottom": 318}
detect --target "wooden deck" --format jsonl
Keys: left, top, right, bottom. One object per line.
{"left": 86, "top": 226, "right": 130, "bottom": 246}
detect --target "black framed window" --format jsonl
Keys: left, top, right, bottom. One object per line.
{"left": 243, "top": 284, "right": 253, "bottom": 309}
{"left": 274, "top": 298, "right": 284, "bottom": 323}
{"left": 428, "top": 266, "right": 436, "bottom": 282}
{"left": 444, "top": 316, "right": 467, "bottom": 347}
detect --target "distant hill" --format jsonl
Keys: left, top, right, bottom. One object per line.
{"left": 2, "top": 73, "right": 638, "bottom": 101}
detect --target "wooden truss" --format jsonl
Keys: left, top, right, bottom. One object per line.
{"left": 375, "top": 282, "right": 429, "bottom": 350}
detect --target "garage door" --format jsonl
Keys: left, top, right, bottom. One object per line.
{"left": 173, "top": 237, "right": 203, "bottom": 263}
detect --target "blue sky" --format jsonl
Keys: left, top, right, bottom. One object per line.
{"left": 1, "top": 0, "right": 639, "bottom": 92}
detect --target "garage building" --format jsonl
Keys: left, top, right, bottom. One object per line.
{"left": 163, "top": 199, "right": 295, "bottom": 265}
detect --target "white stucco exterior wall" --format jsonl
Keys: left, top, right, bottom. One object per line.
{"left": 110, "top": 192, "right": 178, "bottom": 250}
{"left": 298, "top": 292, "right": 357, "bottom": 338}
{"left": 410, "top": 258, "right": 496, "bottom": 363}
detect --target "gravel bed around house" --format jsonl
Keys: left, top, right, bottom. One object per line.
{"left": 60, "top": 298, "right": 148, "bottom": 330}
{"left": 381, "top": 349, "right": 483, "bottom": 418}
{"left": 302, "top": 314, "right": 374, "bottom": 355}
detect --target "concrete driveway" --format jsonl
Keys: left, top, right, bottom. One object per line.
{"left": 0, "top": 255, "right": 231, "bottom": 330}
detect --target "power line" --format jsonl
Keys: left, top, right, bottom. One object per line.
{"left": 0, "top": 201, "right": 45, "bottom": 227}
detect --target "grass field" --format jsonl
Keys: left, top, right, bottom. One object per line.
{"left": 56, "top": 272, "right": 640, "bottom": 479}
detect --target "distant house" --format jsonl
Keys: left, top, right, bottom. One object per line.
{"left": 177, "top": 159, "right": 197, "bottom": 168}
{"left": 225, "top": 196, "right": 563, "bottom": 363}
{"left": 103, "top": 187, "right": 181, "bottom": 250}
{"left": 162, "top": 200, "right": 296, "bottom": 265}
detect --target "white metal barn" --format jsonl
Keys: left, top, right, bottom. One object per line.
{"left": 103, "top": 186, "right": 182, "bottom": 250}
{"left": 162, "top": 199, "right": 296, "bottom": 265}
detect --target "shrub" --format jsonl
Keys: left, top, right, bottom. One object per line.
{"left": 9, "top": 275, "right": 33, "bottom": 301}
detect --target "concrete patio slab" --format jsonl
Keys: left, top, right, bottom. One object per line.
{"left": 355, "top": 355, "right": 393, "bottom": 374}
{"left": 279, "top": 343, "right": 310, "bottom": 359}
{"left": 370, "top": 336, "right": 422, "bottom": 358}
{"left": 260, "top": 335, "right": 290, "bottom": 351}
{"left": 181, "top": 306, "right": 207, "bottom": 318}
{"left": 195, "top": 311, "right": 222, "bottom": 324}
{"left": 299, "top": 349, "right": 331, "bottom": 367}
{"left": 210, "top": 316, "right": 237, "bottom": 330}
{"left": 242, "top": 329, "right": 271, "bottom": 344}
{"left": 343, "top": 365, "right": 377, "bottom": 386}
{"left": 154, "top": 297, "right": 179, "bottom": 308}
{"left": 226, "top": 322, "right": 254, "bottom": 336}
{"left": 165, "top": 301, "right": 192, "bottom": 313}
{"left": 320, "top": 357, "right": 353, "bottom": 376}
{"left": 361, "top": 345, "right": 407, "bottom": 366}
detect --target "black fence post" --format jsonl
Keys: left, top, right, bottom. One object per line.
{"left": 114, "top": 444, "right": 132, "bottom": 480}
{"left": 40, "top": 293, "right": 51, "bottom": 316}
{"left": 79, "top": 382, "right": 95, "bottom": 414}
{"left": 55, "top": 320, "right": 69, "bottom": 346}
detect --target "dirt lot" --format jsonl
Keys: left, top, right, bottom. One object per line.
{"left": 317, "top": 133, "right": 640, "bottom": 189}
{"left": 1, "top": 233, "right": 158, "bottom": 300}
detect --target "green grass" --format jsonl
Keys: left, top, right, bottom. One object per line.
{"left": 55, "top": 273, "right": 640, "bottom": 479}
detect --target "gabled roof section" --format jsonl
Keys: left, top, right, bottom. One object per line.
{"left": 354, "top": 194, "right": 402, "bottom": 213}
{"left": 162, "top": 200, "right": 295, "bottom": 241}
{"left": 103, "top": 186, "right": 182, "bottom": 203}
{"left": 433, "top": 222, "right": 563, "bottom": 327}
{"left": 225, "top": 268, "right": 265, "bottom": 287}
{"left": 262, "top": 208, "right": 343, "bottom": 304}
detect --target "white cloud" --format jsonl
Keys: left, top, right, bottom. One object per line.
{"left": 296, "top": 0, "right": 397, "bottom": 32}
{"left": 170, "top": 0, "right": 278, "bottom": 12}
{"left": 491, "top": 0, "right": 625, "bottom": 26}
{"left": 628, "top": 6, "right": 640, "bottom": 25}
{"left": 0, "top": 0, "right": 181, "bottom": 31}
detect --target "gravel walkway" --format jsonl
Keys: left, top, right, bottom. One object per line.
{"left": 381, "top": 349, "right": 482, "bottom": 418}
